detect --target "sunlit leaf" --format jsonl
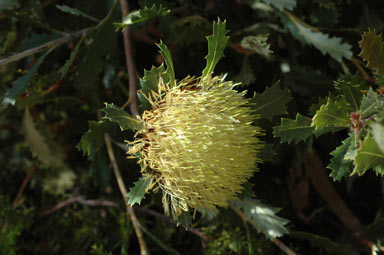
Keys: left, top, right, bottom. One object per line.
{"left": 156, "top": 41, "right": 175, "bottom": 86}
{"left": 273, "top": 113, "right": 314, "bottom": 144}
{"left": 127, "top": 176, "right": 152, "bottom": 206}
{"left": 352, "top": 134, "right": 384, "bottom": 176}
{"left": 312, "top": 97, "right": 351, "bottom": 129}
{"left": 101, "top": 103, "right": 143, "bottom": 131}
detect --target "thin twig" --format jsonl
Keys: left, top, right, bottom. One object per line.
{"left": 119, "top": 0, "right": 139, "bottom": 117}
{"left": 0, "top": 27, "right": 92, "bottom": 66}
{"left": 134, "top": 206, "right": 208, "bottom": 241}
{"left": 12, "top": 165, "right": 38, "bottom": 208}
{"left": 230, "top": 204, "right": 297, "bottom": 255}
{"left": 104, "top": 133, "right": 149, "bottom": 255}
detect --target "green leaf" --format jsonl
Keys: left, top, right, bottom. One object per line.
{"left": 140, "top": 64, "right": 166, "bottom": 95}
{"left": 333, "top": 80, "right": 362, "bottom": 111}
{"left": 77, "top": 120, "right": 114, "bottom": 156}
{"left": 273, "top": 113, "right": 314, "bottom": 144}
{"left": 56, "top": 5, "right": 99, "bottom": 22}
{"left": 282, "top": 12, "right": 352, "bottom": 62}
{"left": 261, "top": 0, "right": 296, "bottom": 11}
{"left": 201, "top": 18, "right": 229, "bottom": 79}
{"left": 114, "top": 4, "right": 170, "bottom": 29}
{"left": 328, "top": 137, "right": 353, "bottom": 181}
{"left": 359, "top": 87, "right": 381, "bottom": 118}
{"left": 232, "top": 198, "right": 289, "bottom": 239}
{"left": 89, "top": 149, "right": 111, "bottom": 190}
{"left": 291, "top": 231, "right": 355, "bottom": 255}
{"left": 101, "top": 103, "right": 143, "bottom": 130}
{"left": 240, "top": 35, "right": 274, "bottom": 61}
{"left": 358, "top": 29, "right": 384, "bottom": 74}
{"left": 59, "top": 36, "right": 85, "bottom": 78}
{"left": 127, "top": 176, "right": 152, "bottom": 206}
{"left": 176, "top": 211, "right": 192, "bottom": 228}
{"left": 2, "top": 50, "right": 51, "bottom": 106}
{"left": 250, "top": 82, "right": 292, "bottom": 121}
{"left": 233, "top": 57, "right": 255, "bottom": 86}
{"left": 156, "top": 41, "right": 175, "bottom": 86}
{"left": 370, "top": 122, "right": 384, "bottom": 153}
{"left": 258, "top": 143, "right": 276, "bottom": 162}
{"left": 352, "top": 134, "right": 384, "bottom": 176}
{"left": 312, "top": 97, "right": 351, "bottom": 129}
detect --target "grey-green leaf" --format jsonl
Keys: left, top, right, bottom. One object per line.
{"left": 56, "top": 4, "right": 99, "bottom": 22}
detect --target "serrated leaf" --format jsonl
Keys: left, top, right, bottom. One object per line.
{"left": 156, "top": 41, "right": 175, "bottom": 86}
{"left": 101, "top": 103, "right": 143, "bottom": 131}
{"left": 312, "top": 97, "right": 351, "bottom": 129}
{"left": 232, "top": 198, "right": 289, "bottom": 239}
{"left": 2, "top": 50, "right": 51, "bottom": 106}
{"left": 374, "top": 165, "right": 384, "bottom": 176}
{"left": 233, "top": 57, "right": 255, "bottom": 86}
{"left": 352, "top": 134, "right": 384, "bottom": 176}
{"left": 176, "top": 211, "right": 192, "bottom": 228}
{"left": 370, "top": 122, "right": 384, "bottom": 153}
{"left": 359, "top": 87, "right": 381, "bottom": 118}
{"left": 273, "top": 113, "right": 314, "bottom": 144}
{"left": 250, "top": 82, "right": 292, "bottom": 121}
{"left": 260, "top": 0, "right": 296, "bottom": 11}
{"left": 241, "top": 35, "right": 274, "bottom": 61}
{"left": 77, "top": 120, "right": 115, "bottom": 156}
{"left": 138, "top": 65, "right": 166, "bottom": 110}
{"left": 114, "top": 4, "right": 170, "bottom": 29}
{"left": 328, "top": 137, "right": 352, "bottom": 181}
{"left": 56, "top": 5, "right": 99, "bottom": 22}
{"left": 127, "top": 177, "right": 152, "bottom": 206}
{"left": 334, "top": 80, "right": 362, "bottom": 111}
{"left": 358, "top": 29, "right": 384, "bottom": 74}
{"left": 59, "top": 37, "right": 85, "bottom": 78}
{"left": 282, "top": 12, "right": 352, "bottom": 62}
{"left": 201, "top": 18, "right": 229, "bottom": 79}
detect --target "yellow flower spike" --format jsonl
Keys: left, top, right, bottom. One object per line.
{"left": 127, "top": 75, "right": 263, "bottom": 218}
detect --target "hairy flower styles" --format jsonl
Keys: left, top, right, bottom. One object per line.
{"left": 128, "top": 76, "right": 263, "bottom": 218}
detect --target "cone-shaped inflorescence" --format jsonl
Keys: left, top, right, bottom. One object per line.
{"left": 128, "top": 75, "right": 263, "bottom": 218}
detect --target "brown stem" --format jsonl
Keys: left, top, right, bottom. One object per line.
{"left": 119, "top": 0, "right": 139, "bottom": 117}
{"left": 104, "top": 133, "right": 149, "bottom": 255}
{"left": 12, "top": 165, "right": 38, "bottom": 208}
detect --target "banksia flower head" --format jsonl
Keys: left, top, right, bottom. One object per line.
{"left": 128, "top": 75, "right": 263, "bottom": 218}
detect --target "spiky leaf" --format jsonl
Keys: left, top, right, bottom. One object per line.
{"left": 352, "top": 134, "right": 384, "bottom": 176}
{"left": 114, "top": 4, "right": 170, "bottom": 29}
{"left": 261, "top": 0, "right": 296, "bottom": 11}
{"left": 101, "top": 103, "right": 143, "bottom": 130}
{"left": 328, "top": 137, "right": 352, "bottom": 181}
{"left": 273, "top": 113, "right": 314, "bottom": 144}
{"left": 2, "top": 50, "right": 51, "bottom": 106}
{"left": 139, "top": 64, "right": 167, "bottom": 109}
{"left": 359, "top": 87, "right": 381, "bottom": 118}
{"left": 201, "top": 19, "right": 229, "bottom": 79}
{"left": 312, "top": 97, "right": 351, "bottom": 129}
{"left": 241, "top": 35, "right": 274, "bottom": 61}
{"left": 282, "top": 12, "right": 352, "bottom": 62}
{"left": 77, "top": 120, "right": 114, "bottom": 156}
{"left": 370, "top": 122, "right": 384, "bottom": 153}
{"left": 250, "top": 82, "right": 292, "bottom": 121}
{"left": 156, "top": 41, "right": 175, "bottom": 86}
{"left": 232, "top": 198, "right": 289, "bottom": 239}
{"left": 127, "top": 177, "right": 152, "bottom": 206}
{"left": 358, "top": 29, "right": 384, "bottom": 74}
{"left": 334, "top": 80, "right": 362, "bottom": 111}
{"left": 56, "top": 5, "right": 99, "bottom": 22}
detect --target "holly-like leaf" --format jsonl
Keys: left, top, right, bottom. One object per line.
{"left": 232, "top": 198, "right": 289, "bottom": 239}
{"left": 56, "top": 5, "right": 99, "bottom": 22}
{"left": 156, "top": 41, "right": 175, "bottom": 87}
{"left": 282, "top": 12, "right": 352, "bottom": 62}
{"left": 240, "top": 35, "right": 274, "bottom": 61}
{"left": 139, "top": 64, "right": 166, "bottom": 109}
{"left": 328, "top": 137, "right": 353, "bottom": 181}
{"left": 370, "top": 122, "right": 384, "bottom": 153}
{"left": 273, "top": 113, "right": 314, "bottom": 144}
{"left": 114, "top": 4, "right": 170, "bottom": 29}
{"left": 250, "top": 82, "right": 292, "bottom": 121}
{"left": 359, "top": 87, "right": 381, "bottom": 118}
{"left": 2, "top": 50, "right": 51, "bottom": 106}
{"left": 312, "top": 97, "right": 351, "bottom": 129}
{"left": 201, "top": 18, "right": 229, "bottom": 79}
{"left": 358, "top": 29, "right": 384, "bottom": 75}
{"left": 261, "top": 0, "right": 296, "bottom": 11}
{"left": 101, "top": 103, "right": 143, "bottom": 130}
{"left": 334, "top": 80, "right": 362, "bottom": 111}
{"left": 352, "top": 134, "right": 384, "bottom": 176}
{"left": 127, "top": 176, "right": 152, "bottom": 206}
{"left": 77, "top": 120, "right": 115, "bottom": 156}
